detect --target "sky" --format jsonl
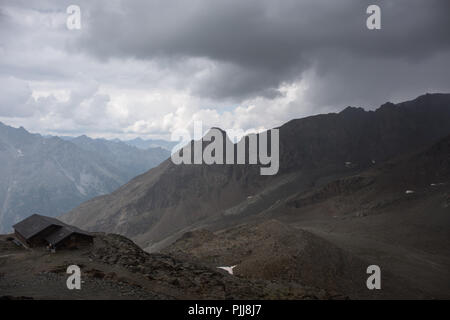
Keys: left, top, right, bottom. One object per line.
{"left": 0, "top": 0, "right": 449, "bottom": 140}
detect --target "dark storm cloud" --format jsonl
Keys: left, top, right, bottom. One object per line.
{"left": 1, "top": 0, "right": 450, "bottom": 138}
{"left": 75, "top": 0, "right": 450, "bottom": 101}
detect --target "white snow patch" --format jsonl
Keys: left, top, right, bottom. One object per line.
{"left": 430, "top": 183, "right": 445, "bottom": 187}
{"left": 217, "top": 265, "right": 237, "bottom": 275}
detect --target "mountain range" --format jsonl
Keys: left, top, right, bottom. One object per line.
{"left": 61, "top": 136, "right": 178, "bottom": 152}
{"left": 0, "top": 124, "right": 170, "bottom": 233}
{"left": 121, "top": 137, "right": 178, "bottom": 151}
{"left": 60, "top": 93, "right": 450, "bottom": 298}
{"left": 62, "top": 93, "right": 450, "bottom": 248}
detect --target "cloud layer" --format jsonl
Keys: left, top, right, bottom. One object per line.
{"left": 1, "top": 0, "right": 449, "bottom": 138}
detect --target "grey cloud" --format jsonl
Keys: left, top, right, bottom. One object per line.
{"left": 1, "top": 0, "right": 450, "bottom": 138}
{"left": 74, "top": 0, "right": 450, "bottom": 100}
{"left": 300, "top": 49, "right": 450, "bottom": 113}
{"left": 0, "top": 77, "right": 35, "bottom": 117}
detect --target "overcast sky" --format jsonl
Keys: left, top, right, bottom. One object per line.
{"left": 0, "top": 0, "right": 449, "bottom": 139}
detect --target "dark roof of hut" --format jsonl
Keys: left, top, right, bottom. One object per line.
{"left": 45, "top": 227, "right": 77, "bottom": 246}
{"left": 13, "top": 214, "right": 91, "bottom": 245}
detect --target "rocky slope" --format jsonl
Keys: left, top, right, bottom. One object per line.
{"left": 164, "top": 220, "right": 426, "bottom": 299}
{"left": 0, "top": 233, "right": 338, "bottom": 300}
{"left": 272, "top": 135, "right": 450, "bottom": 299}
{"left": 62, "top": 93, "right": 450, "bottom": 251}
{"left": 163, "top": 135, "right": 450, "bottom": 299}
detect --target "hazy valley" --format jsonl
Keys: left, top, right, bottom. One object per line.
{"left": 0, "top": 123, "right": 169, "bottom": 233}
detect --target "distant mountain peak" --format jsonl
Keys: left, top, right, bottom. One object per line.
{"left": 339, "top": 106, "right": 365, "bottom": 114}
{"left": 378, "top": 101, "right": 396, "bottom": 110}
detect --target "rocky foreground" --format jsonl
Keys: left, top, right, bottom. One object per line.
{"left": 0, "top": 232, "right": 342, "bottom": 300}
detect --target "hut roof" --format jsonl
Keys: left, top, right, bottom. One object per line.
{"left": 13, "top": 214, "right": 91, "bottom": 245}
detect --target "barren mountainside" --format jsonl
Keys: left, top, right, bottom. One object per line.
{"left": 62, "top": 93, "right": 450, "bottom": 252}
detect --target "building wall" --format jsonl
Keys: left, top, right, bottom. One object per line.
{"left": 27, "top": 225, "right": 62, "bottom": 247}
{"left": 14, "top": 231, "right": 29, "bottom": 247}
